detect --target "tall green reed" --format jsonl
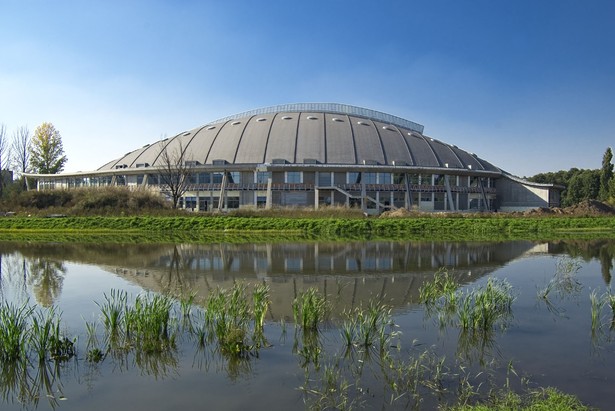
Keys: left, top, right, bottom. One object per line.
{"left": 292, "top": 288, "right": 329, "bottom": 331}
{"left": 0, "top": 302, "right": 34, "bottom": 361}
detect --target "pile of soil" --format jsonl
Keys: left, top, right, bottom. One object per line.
{"left": 523, "top": 199, "right": 615, "bottom": 216}
{"left": 382, "top": 200, "right": 615, "bottom": 217}
{"left": 563, "top": 199, "right": 615, "bottom": 215}
{"left": 380, "top": 208, "right": 415, "bottom": 218}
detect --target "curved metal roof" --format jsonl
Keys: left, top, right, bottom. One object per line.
{"left": 98, "top": 103, "right": 500, "bottom": 173}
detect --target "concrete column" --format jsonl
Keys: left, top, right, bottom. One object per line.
{"left": 266, "top": 174, "right": 273, "bottom": 209}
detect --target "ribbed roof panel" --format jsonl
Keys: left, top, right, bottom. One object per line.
{"left": 97, "top": 103, "right": 501, "bottom": 174}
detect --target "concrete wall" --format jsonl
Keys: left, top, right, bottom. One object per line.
{"left": 496, "top": 177, "right": 550, "bottom": 212}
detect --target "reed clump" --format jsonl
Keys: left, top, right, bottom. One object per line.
{"left": 420, "top": 273, "right": 515, "bottom": 334}
{"left": 419, "top": 268, "right": 459, "bottom": 308}
{"left": 341, "top": 299, "right": 398, "bottom": 351}
{"left": 457, "top": 278, "right": 515, "bottom": 333}
{"left": 0, "top": 302, "right": 75, "bottom": 364}
{"left": 0, "top": 302, "right": 33, "bottom": 362}
{"left": 202, "top": 282, "right": 273, "bottom": 358}
{"left": 292, "top": 288, "right": 330, "bottom": 331}
{"left": 96, "top": 290, "right": 177, "bottom": 354}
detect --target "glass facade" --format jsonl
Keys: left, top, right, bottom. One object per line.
{"left": 285, "top": 171, "right": 302, "bottom": 183}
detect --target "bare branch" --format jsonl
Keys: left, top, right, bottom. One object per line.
{"left": 157, "top": 140, "right": 194, "bottom": 209}
{"left": 0, "top": 123, "right": 9, "bottom": 196}
{"left": 11, "top": 126, "right": 31, "bottom": 178}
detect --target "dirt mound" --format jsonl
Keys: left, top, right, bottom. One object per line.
{"left": 380, "top": 208, "right": 420, "bottom": 218}
{"left": 380, "top": 208, "right": 410, "bottom": 218}
{"left": 563, "top": 199, "right": 615, "bottom": 215}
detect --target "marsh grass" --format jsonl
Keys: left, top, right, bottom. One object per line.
{"left": 0, "top": 279, "right": 594, "bottom": 410}
{"left": 538, "top": 257, "right": 582, "bottom": 301}
{"left": 179, "top": 292, "right": 197, "bottom": 324}
{"left": 97, "top": 289, "right": 127, "bottom": 340}
{"left": 457, "top": 278, "right": 515, "bottom": 333}
{"left": 0, "top": 302, "right": 33, "bottom": 361}
{"left": 30, "top": 307, "right": 75, "bottom": 362}
{"left": 125, "top": 293, "right": 175, "bottom": 353}
{"left": 293, "top": 288, "right": 330, "bottom": 331}
{"left": 200, "top": 282, "right": 273, "bottom": 358}
{"left": 340, "top": 300, "right": 398, "bottom": 354}
{"left": 94, "top": 290, "right": 178, "bottom": 354}
{"left": 421, "top": 272, "right": 515, "bottom": 335}
{"left": 419, "top": 269, "right": 460, "bottom": 319}
{"left": 253, "top": 283, "right": 270, "bottom": 331}
{"left": 206, "top": 283, "right": 251, "bottom": 357}
{"left": 300, "top": 363, "right": 357, "bottom": 410}
{"left": 442, "top": 387, "right": 592, "bottom": 410}
{"left": 589, "top": 290, "right": 604, "bottom": 337}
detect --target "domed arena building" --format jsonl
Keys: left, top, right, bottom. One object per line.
{"left": 27, "top": 103, "right": 562, "bottom": 213}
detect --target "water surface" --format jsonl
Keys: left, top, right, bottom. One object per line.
{"left": 0, "top": 239, "right": 613, "bottom": 410}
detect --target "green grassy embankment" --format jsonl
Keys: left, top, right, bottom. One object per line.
{"left": 0, "top": 215, "right": 614, "bottom": 243}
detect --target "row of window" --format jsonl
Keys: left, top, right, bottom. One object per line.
{"left": 40, "top": 172, "right": 494, "bottom": 189}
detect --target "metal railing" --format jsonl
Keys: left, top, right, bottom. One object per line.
{"left": 210, "top": 103, "right": 425, "bottom": 133}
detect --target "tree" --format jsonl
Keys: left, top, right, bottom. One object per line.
{"left": 157, "top": 140, "right": 194, "bottom": 209}
{"left": 599, "top": 147, "right": 613, "bottom": 201}
{"left": 29, "top": 122, "right": 67, "bottom": 174}
{"left": 566, "top": 169, "right": 600, "bottom": 206}
{"left": 0, "top": 123, "right": 10, "bottom": 197}
{"left": 11, "top": 126, "right": 31, "bottom": 190}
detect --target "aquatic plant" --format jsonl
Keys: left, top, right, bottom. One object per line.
{"left": 443, "top": 386, "right": 592, "bottom": 410}
{"left": 0, "top": 302, "right": 34, "bottom": 361}
{"left": 419, "top": 268, "right": 459, "bottom": 307}
{"left": 604, "top": 288, "right": 615, "bottom": 327}
{"left": 300, "top": 364, "right": 357, "bottom": 410}
{"left": 292, "top": 288, "right": 330, "bottom": 331}
{"left": 252, "top": 283, "right": 270, "bottom": 331}
{"left": 538, "top": 257, "right": 582, "bottom": 300}
{"left": 97, "top": 289, "right": 127, "bottom": 339}
{"left": 86, "top": 347, "right": 104, "bottom": 363}
{"left": 458, "top": 278, "right": 515, "bottom": 333}
{"left": 30, "top": 307, "right": 74, "bottom": 362}
{"left": 204, "top": 283, "right": 254, "bottom": 358}
{"left": 125, "top": 293, "right": 175, "bottom": 353}
{"left": 340, "top": 300, "right": 397, "bottom": 352}
{"left": 178, "top": 291, "right": 197, "bottom": 324}
{"left": 589, "top": 289, "right": 607, "bottom": 340}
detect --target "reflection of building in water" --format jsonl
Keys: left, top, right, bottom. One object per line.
{"left": 103, "top": 241, "right": 537, "bottom": 320}
{"left": 3, "top": 240, "right": 613, "bottom": 315}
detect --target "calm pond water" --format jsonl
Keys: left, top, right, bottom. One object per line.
{"left": 0, "top": 239, "right": 614, "bottom": 410}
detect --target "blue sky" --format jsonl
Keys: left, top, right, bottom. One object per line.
{"left": 1, "top": 0, "right": 613, "bottom": 177}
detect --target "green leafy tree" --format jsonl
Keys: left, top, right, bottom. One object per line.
{"left": 599, "top": 147, "right": 613, "bottom": 201}
{"left": 566, "top": 169, "right": 600, "bottom": 206}
{"left": 29, "top": 122, "right": 67, "bottom": 174}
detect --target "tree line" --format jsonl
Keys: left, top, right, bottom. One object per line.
{"left": 528, "top": 147, "right": 614, "bottom": 207}
{"left": 0, "top": 122, "right": 67, "bottom": 198}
